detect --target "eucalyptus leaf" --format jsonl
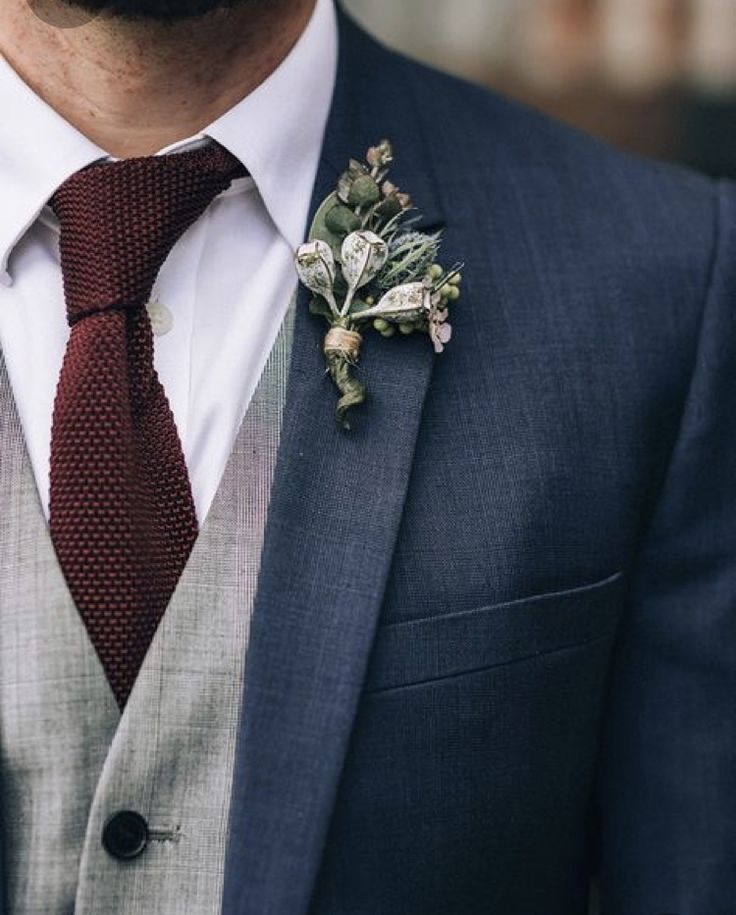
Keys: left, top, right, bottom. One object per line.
{"left": 325, "top": 203, "right": 362, "bottom": 237}
{"left": 309, "top": 191, "right": 347, "bottom": 261}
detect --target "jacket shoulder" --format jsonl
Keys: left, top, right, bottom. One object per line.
{"left": 340, "top": 10, "right": 716, "bottom": 228}
{"left": 386, "top": 39, "right": 719, "bottom": 316}
{"left": 342, "top": 12, "right": 722, "bottom": 357}
{"left": 392, "top": 39, "right": 715, "bottom": 215}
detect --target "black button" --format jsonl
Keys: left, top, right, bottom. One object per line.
{"left": 102, "top": 810, "right": 149, "bottom": 860}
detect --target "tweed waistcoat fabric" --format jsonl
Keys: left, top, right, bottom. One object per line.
{"left": 49, "top": 146, "right": 248, "bottom": 708}
{"left": 0, "top": 295, "right": 294, "bottom": 915}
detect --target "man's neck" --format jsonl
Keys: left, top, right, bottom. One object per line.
{"left": 0, "top": 0, "right": 316, "bottom": 158}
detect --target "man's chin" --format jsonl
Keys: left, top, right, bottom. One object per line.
{"left": 55, "top": 0, "right": 249, "bottom": 22}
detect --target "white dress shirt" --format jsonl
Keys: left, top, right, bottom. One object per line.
{"left": 0, "top": 0, "right": 337, "bottom": 523}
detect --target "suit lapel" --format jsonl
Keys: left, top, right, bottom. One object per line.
{"left": 222, "top": 10, "right": 447, "bottom": 915}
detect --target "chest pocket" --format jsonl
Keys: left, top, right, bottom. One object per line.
{"left": 364, "top": 571, "right": 626, "bottom": 694}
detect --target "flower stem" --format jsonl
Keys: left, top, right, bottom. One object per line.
{"left": 325, "top": 291, "right": 341, "bottom": 317}
{"left": 340, "top": 286, "right": 357, "bottom": 318}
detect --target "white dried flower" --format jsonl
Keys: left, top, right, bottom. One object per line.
{"left": 295, "top": 240, "right": 339, "bottom": 315}
{"left": 360, "top": 281, "right": 452, "bottom": 353}
{"left": 374, "top": 281, "right": 431, "bottom": 319}
{"left": 341, "top": 231, "right": 389, "bottom": 297}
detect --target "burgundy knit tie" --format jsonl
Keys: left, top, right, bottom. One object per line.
{"left": 48, "top": 143, "right": 247, "bottom": 709}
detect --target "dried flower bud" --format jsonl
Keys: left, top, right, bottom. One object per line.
{"left": 341, "top": 231, "right": 389, "bottom": 294}
{"left": 295, "top": 240, "right": 338, "bottom": 313}
{"left": 366, "top": 140, "right": 393, "bottom": 169}
{"left": 376, "top": 180, "right": 412, "bottom": 219}
{"left": 374, "top": 281, "right": 431, "bottom": 318}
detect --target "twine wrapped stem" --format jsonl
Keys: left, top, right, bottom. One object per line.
{"left": 323, "top": 326, "right": 365, "bottom": 429}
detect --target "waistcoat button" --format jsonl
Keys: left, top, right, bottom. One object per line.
{"left": 102, "top": 810, "right": 150, "bottom": 860}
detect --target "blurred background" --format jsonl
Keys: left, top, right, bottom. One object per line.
{"left": 342, "top": 0, "right": 736, "bottom": 179}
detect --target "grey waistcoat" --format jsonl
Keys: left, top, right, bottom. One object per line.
{"left": 0, "top": 299, "right": 294, "bottom": 915}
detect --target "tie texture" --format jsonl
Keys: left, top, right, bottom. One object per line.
{"left": 48, "top": 143, "right": 247, "bottom": 708}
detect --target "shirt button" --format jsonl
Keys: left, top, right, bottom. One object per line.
{"left": 102, "top": 810, "right": 150, "bottom": 860}
{"left": 146, "top": 299, "right": 174, "bottom": 336}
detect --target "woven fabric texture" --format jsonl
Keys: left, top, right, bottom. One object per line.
{"left": 48, "top": 143, "right": 247, "bottom": 708}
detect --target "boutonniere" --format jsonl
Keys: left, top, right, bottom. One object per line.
{"left": 294, "top": 139, "right": 462, "bottom": 429}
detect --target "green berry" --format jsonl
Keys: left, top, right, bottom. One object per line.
{"left": 428, "top": 264, "right": 443, "bottom": 280}
{"left": 447, "top": 285, "right": 460, "bottom": 301}
{"left": 380, "top": 325, "right": 396, "bottom": 338}
{"left": 398, "top": 323, "right": 414, "bottom": 335}
{"left": 449, "top": 272, "right": 462, "bottom": 285}
{"left": 373, "top": 318, "right": 390, "bottom": 332}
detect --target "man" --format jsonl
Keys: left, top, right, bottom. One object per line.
{"left": 0, "top": 0, "right": 733, "bottom": 912}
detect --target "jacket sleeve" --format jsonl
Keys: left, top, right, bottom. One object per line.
{"left": 596, "top": 179, "right": 736, "bottom": 914}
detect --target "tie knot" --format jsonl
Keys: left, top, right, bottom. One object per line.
{"left": 49, "top": 142, "right": 247, "bottom": 324}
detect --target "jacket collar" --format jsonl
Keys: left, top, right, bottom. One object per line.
{"left": 222, "top": 8, "right": 447, "bottom": 914}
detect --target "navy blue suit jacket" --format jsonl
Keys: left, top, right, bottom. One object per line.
{"left": 219, "top": 10, "right": 736, "bottom": 914}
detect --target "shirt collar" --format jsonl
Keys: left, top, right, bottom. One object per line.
{"left": 0, "top": 0, "right": 337, "bottom": 276}
{"left": 205, "top": 0, "right": 337, "bottom": 250}
{"left": 0, "top": 56, "right": 107, "bottom": 276}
